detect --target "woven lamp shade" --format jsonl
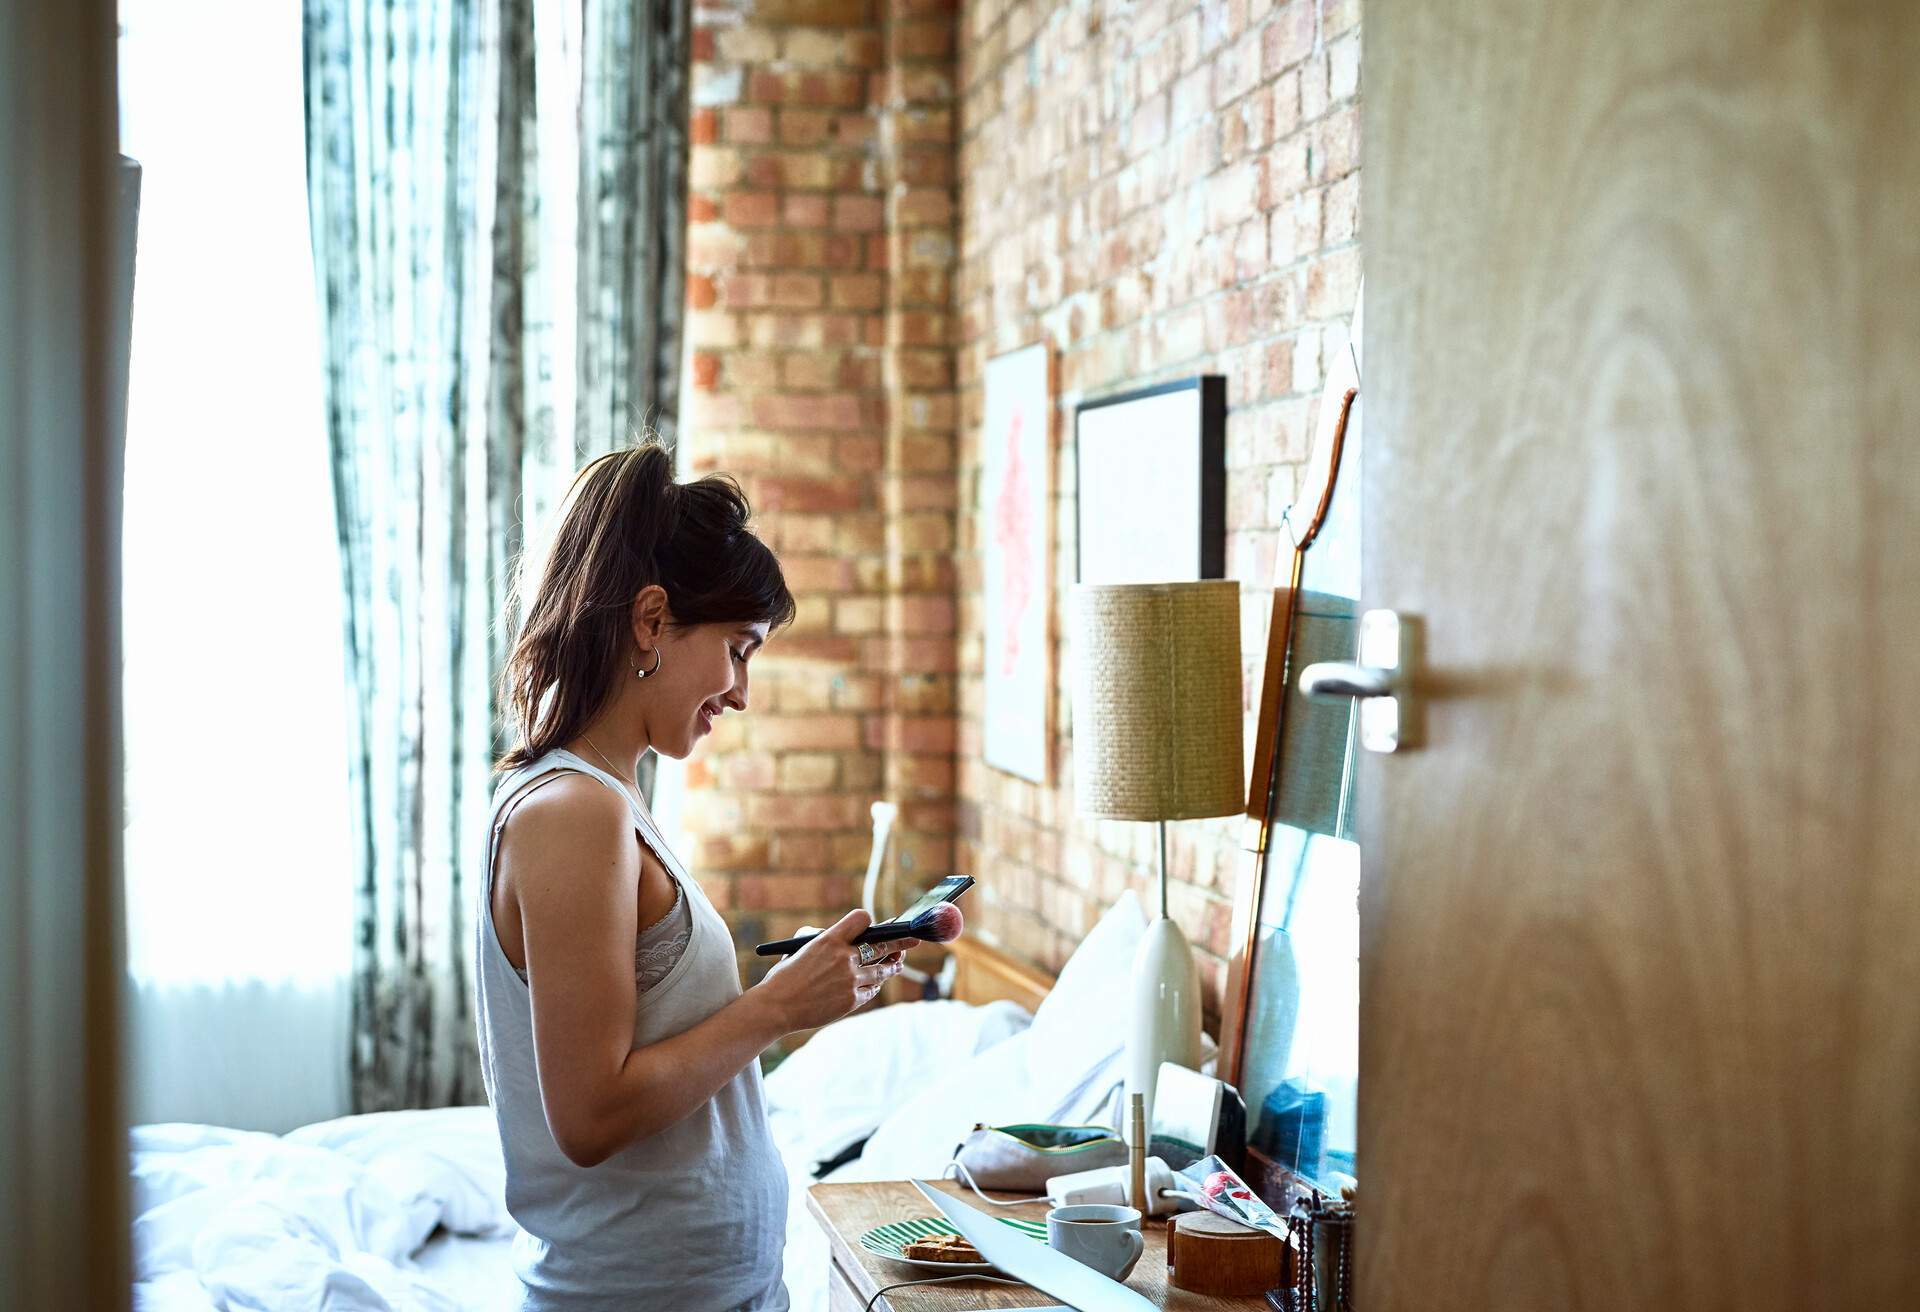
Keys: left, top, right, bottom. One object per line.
{"left": 1070, "top": 580, "right": 1245, "bottom": 821}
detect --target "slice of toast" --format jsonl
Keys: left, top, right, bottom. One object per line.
{"left": 902, "top": 1232, "right": 983, "bottom": 1263}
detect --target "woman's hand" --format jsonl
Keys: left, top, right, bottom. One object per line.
{"left": 758, "top": 908, "right": 921, "bottom": 1032}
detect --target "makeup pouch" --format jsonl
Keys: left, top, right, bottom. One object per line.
{"left": 948, "top": 1122, "right": 1129, "bottom": 1191}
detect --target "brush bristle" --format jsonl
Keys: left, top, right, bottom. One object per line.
{"left": 920, "top": 901, "right": 965, "bottom": 943}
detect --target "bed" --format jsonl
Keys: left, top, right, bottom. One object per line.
{"left": 131, "top": 895, "right": 1149, "bottom": 1312}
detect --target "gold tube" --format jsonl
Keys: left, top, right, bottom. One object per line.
{"left": 1128, "top": 1092, "right": 1147, "bottom": 1213}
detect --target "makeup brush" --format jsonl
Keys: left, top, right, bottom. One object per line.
{"left": 755, "top": 901, "right": 965, "bottom": 957}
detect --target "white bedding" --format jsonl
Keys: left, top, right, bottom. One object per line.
{"left": 129, "top": 998, "right": 1036, "bottom": 1312}
{"left": 130, "top": 1109, "right": 515, "bottom": 1311}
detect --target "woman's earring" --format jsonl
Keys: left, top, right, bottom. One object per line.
{"left": 633, "top": 648, "right": 663, "bottom": 680}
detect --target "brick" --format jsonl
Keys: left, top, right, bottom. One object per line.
{"left": 1306, "top": 245, "right": 1362, "bottom": 319}
{"left": 1323, "top": 0, "right": 1360, "bottom": 39}
{"left": 830, "top": 673, "right": 885, "bottom": 711}
{"left": 836, "top": 434, "right": 886, "bottom": 471}
{"left": 737, "top": 873, "right": 846, "bottom": 911}
{"left": 782, "top": 30, "right": 850, "bottom": 66}
{"left": 1315, "top": 103, "right": 1361, "bottom": 181}
{"left": 863, "top": 715, "right": 957, "bottom": 754}
{"left": 893, "top": 18, "right": 954, "bottom": 60}
{"left": 1209, "top": 158, "right": 1260, "bottom": 229}
{"left": 754, "top": 716, "right": 862, "bottom": 753}
{"left": 894, "top": 188, "right": 953, "bottom": 227}
{"left": 833, "top": 195, "right": 886, "bottom": 232}
{"left": 890, "top": 753, "right": 955, "bottom": 793}
{"left": 723, "top": 351, "right": 780, "bottom": 389}
{"left": 1329, "top": 30, "right": 1362, "bottom": 102}
{"left": 1324, "top": 172, "right": 1360, "bottom": 243}
{"left": 715, "top": 25, "right": 778, "bottom": 63}
{"left": 778, "top": 108, "right": 832, "bottom": 146}
{"left": 830, "top": 272, "right": 885, "bottom": 309}
{"left": 1299, "top": 48, "right": 1331, "bottom": 121}
{"left": 724, "top": 191, "right": 781, "bottom": 227}
{"left": 776, "top": 752, "right": 841, "bottom": 792}
{"left": 747, "top": 794, "right": 864, "bottom": 831}
{"left": 1261, "top": 338, "right": 1295, "bottom": 398}
{"left": 774, "top": 832, "right": 836, "bottom": 872}
{"left": 782, "top": 194, "right": 831, "bottom": 228}
{"left": 1262, "top": 1, "right": 1316, "bottom": 77}
{"left": 834, "top": 512, "right": 887, "bottom": 553}
{"left": 1169, "top": 66, "right": 1211, "bottom": 133}
{"left": 755, "top": 473, "right": 866, "bottom": 511}
{"left": 893, "top": 595, "right": 955, "bottom": 634}
{"left": 689, "top": 145, "right": 742, "bottom": 189}
{"left": 833, "top": 596, "right": 884, "bottom": 634}
{"left": 1213, "top": 29, "right": 1262, "bottom": 105}
{"left": 770, "top": 273, "right": 826, "bottom": 307}
{"left": 892, "top": 673, "right": 954, "bottom": 714}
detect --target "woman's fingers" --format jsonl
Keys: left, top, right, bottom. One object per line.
{"left": 857, "top": 936, "right": 919, "bottom": 963}
{"left": 854, "top": 959, "right": 902, "bottom": 991}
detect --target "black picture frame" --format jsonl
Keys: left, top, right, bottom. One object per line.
{"left": 1072, "top": 375, "right": 1227, "bottom": 584}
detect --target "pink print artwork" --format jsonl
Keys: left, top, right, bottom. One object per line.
{"left": 992, "top": 407, "right": 1035, "bottom": 678}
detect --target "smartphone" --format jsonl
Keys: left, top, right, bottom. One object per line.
{"left": 753, "top": 875, "right": 974, "bottom": 956}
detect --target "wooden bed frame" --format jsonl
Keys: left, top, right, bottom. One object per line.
{"left": 941, "top": 935, "right": 1054, "bottom": 1015}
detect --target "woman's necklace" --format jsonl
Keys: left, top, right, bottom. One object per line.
{"left": 580, "top": 732, "right": 641, "bottom": 805}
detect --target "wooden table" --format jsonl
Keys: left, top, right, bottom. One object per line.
{"left": 807, "top": 1179, "right": 1277, "bottom": 1312}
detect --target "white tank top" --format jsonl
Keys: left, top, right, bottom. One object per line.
{"left": 475, "top": 749, "right": 790, "bottom": 1310}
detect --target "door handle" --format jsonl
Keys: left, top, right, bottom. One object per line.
{"left": 1298, "top": 610, "right": 1422, "bottom": 752}
{"left": 1298, "top": 663, "right": 1393, "bottom": 700}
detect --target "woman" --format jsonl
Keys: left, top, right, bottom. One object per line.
{"left": 476, "top": 444, "right": 913, "bottom": 1310}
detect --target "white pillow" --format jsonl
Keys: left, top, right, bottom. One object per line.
{"left": 1022, "top": 890, "right": 1147, "bottom": 1097}
{"left": 763, "top": 998, "right": 1031, "bottom": 1167}
{"left": 847, "top": 892, "right": 1154, "bottom": 1182}
{"left": 846, "top": 1029, "right": 1130, "bottom": 1182}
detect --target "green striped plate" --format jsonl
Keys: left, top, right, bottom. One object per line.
{"left": 857, "top": 1215, "right": 1049, "bottom": 1270}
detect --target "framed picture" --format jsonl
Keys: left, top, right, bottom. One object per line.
{"left": 1073, "top": 377, "right": 1226, "bottom": 584}
{"left": 981, "top": 343, "right": 1052, "bottom": 783}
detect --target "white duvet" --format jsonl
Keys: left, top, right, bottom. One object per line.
{"left": 131, "top": 1108, "right": 513, "bottom": 1312}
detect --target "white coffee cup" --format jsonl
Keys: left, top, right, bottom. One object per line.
{"left": 1045, "top": 1203, "right": 1144, "bottom": 1282}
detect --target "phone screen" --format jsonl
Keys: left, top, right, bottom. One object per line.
{"left": 883, "top": 875, "right": 970, "bottom": 927}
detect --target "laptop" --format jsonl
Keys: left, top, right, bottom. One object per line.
{"left": 911, "top": 1179, "right": 1159, "bottom": 1312}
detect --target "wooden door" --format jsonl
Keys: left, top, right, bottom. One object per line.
{"left": 1361, "top": 3, "right": 1920, "bottom": 1308}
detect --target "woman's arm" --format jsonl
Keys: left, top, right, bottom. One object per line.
{"left": 500, "top": 779, "right": 905, "bottom": 1168}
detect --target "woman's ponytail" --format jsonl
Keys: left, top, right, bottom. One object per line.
{"left": 497, "top": 442, "right": 794, "bottom": 770}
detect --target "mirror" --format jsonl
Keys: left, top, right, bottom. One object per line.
{"left": 1223, "top": 293, "right": 1363, "bottom": 1198}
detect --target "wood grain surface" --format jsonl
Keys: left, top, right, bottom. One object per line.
{"left": 1363, "top": 1, "right": 1920, "bottom": 1308}
{"left": 944, "top": 935, "right": 1056, "bottom": 1015}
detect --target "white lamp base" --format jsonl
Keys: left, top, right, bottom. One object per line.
{"left": 1127, "top": 914, "right": 1204, "bottom": 1130}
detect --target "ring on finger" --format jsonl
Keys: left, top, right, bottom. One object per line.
{"left": 856, "top": 942, "right": 878, "bottom": 965}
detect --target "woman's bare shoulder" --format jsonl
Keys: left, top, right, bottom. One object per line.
{"left": 497, "top": 771, "right": 635, "bottom": 886}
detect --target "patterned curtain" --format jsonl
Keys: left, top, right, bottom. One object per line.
{"left": 304, "top": 0, "right": 690, "bottom": 1112}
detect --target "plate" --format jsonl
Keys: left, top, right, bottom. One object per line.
{"left": 856, "top": 1214, "right": 1049, "bottom": 1271}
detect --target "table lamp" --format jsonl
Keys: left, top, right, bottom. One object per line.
{"left": 1069, "top": 580, "right": 1244, "bottom": 1129}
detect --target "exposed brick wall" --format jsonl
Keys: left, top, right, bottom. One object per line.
{"left": 952, "top": 0, "right": 1362, "bottom": 1024}
{"left": 682, "top": 0, "right": 1361, "bottom": 1022}
{"left": 683, "top": 0, "right": 962, "bottom": 978}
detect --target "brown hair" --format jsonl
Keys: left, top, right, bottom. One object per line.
{"left": 496, "top": 443, "right": 795, "bottom": 770}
